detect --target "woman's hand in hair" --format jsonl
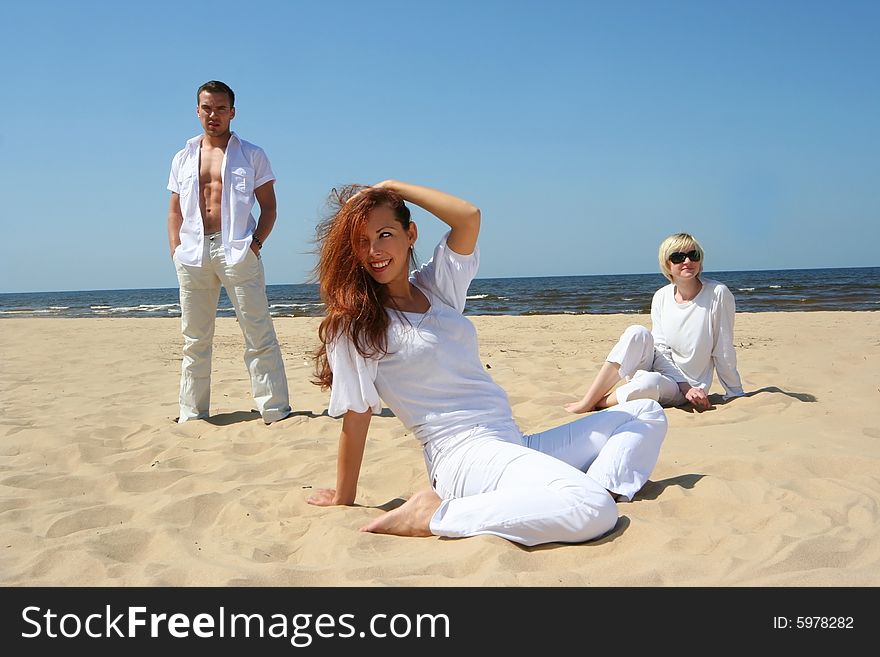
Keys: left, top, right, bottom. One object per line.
{"left": 369, "top": 181, "right": 480, "bottom": 254}
{"left": 344, "top": 180, "right": 395, "bottom": 205}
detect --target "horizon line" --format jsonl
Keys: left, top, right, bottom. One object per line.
{"left": 2, "top": 264, "right": 878, "bottom": 296}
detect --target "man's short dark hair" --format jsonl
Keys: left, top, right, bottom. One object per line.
{"left": 197, "top": 80, "right": 235, "bottom": 107}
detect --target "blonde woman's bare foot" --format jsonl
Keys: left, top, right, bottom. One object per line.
{"left": 360, "top": 489, "right": 441, "bottom": 537}
{"left": 563, "top": 399, "right": 594, "bottom": 414}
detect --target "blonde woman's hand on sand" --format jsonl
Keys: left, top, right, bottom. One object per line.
{"left": 683, "top": 385, "right": 711, "bottom": 411}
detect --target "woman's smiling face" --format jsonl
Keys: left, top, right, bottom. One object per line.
{"left": 356, "top": 204, "right": 416, "bottom": 286}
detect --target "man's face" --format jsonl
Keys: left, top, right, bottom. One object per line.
{"left": 197, "top": 91, "right": 235, "bottom": 137}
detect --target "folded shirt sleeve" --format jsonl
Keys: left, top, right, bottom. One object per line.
{"left": 327, "top": 334, "right": 382, "bottom": 417}
{"left": 411, "top": 231, "right": 480, "bottom": 313}
{"left": 167, "top": 151, "right": 182, "bottom": 194}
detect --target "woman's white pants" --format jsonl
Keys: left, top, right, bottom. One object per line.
{"left": 609, "top": 325, "right": 686, "bottom": 406}
{"left": 426, "top": 399, "right": 667, "bottom": 546}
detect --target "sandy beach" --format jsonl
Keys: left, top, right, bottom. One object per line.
{"left": 1, "top": 312, "right": 878, "bottom": 586}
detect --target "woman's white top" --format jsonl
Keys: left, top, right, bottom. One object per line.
{"left": 650, "top": 278, "right": 744, "bottom": 399}
{"left": 327, "top": 233, "right": 514, "bottom": 445}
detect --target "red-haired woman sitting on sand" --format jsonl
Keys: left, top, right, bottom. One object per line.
{"left": 307, "top": 180, "right": 668, "bottom": 546}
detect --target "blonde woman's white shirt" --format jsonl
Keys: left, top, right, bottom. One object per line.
{"left": 327, "top": 233, "right": 514, "bottom": 445}
{"left": 167, "top": 132, "right": 275, "bottom": 266}
{"left": 650, "top": 278, "right": 744, "bottom": 399}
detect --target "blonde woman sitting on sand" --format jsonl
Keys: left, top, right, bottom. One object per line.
{"left": 565, "top": 233, "right": 744, "bottom": 415}
{"left": 307, "top": 180, "right": 667, "bottom": 546}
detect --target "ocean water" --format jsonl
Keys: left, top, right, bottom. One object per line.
{"left": 1, "top": 267, "right": 878, "bottom": 318}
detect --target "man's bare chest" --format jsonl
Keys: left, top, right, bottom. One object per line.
{"left": 198, "top": 148, "right": 226, "bottom": 187}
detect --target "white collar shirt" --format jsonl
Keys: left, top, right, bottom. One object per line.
{"left": 167, "top": 131, "right": 275, "bottom": 266}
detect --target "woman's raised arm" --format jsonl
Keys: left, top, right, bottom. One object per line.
{"left": 373, "top": 180, "right": 480, "bottom": 255}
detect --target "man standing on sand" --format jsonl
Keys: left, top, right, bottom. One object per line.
{"left": 167, "top": 80, "right": 291, "bottom": 424}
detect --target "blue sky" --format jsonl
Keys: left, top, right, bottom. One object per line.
{"left": 1, "top": 0, "right": 877, "bottom": 293}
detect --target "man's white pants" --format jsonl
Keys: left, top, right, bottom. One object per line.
{"left": 609, "top": 325, "right": 686, "bottom": 406}
{"left": 426, "top": 399, "right": 667, "bottom": 546}
{"left": 174, "top": 233, "right": 291, "bottom": 423}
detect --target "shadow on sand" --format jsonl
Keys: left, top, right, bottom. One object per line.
{"left": 637, "top": 474, "right": 706, "bottom": 501}
{"left": 198, "top": 406, "right": 398, "bottom": 426}
{"left": 740, "top": 386, "right": 817, "bottom": 402}
{"left": 673, "top": 386, "right": 817, "bottom": 414}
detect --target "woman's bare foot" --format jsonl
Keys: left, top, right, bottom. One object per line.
{"left": 563, "top": 398, "right": 594, "bottom": 414}
{"left": 565, "top": 362, "right": 622, "bottom": 414}
{"left": 360, "top": 489, "right": 441, "bottom": 537}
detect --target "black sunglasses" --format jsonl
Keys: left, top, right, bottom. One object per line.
{"left": 669, "top": 250, "right": 701, "bottom": 264}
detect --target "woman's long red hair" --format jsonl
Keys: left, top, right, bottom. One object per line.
{"left": 312, "top": 185, "right": 414, "bottom": 389}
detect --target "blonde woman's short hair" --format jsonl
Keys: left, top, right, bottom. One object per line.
{"left": 658, "top": 233, "right": 704, "bottom": 282}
